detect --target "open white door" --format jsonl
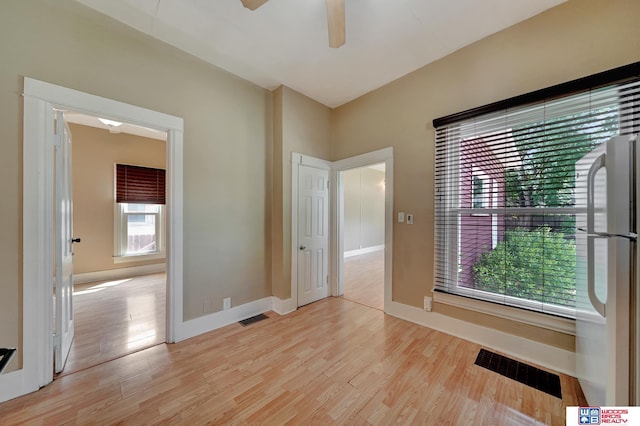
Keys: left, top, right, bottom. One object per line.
{"left": 297, "top": 164, "right": 330, "bottom": 306}
{"left": 54, "top": 110, "right": 75, "bottom": 373}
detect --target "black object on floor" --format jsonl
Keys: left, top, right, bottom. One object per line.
{"left": 474, "top": 348, "right": 562, "bottom": 399}
{"left": 239, "top": 313, "right": 269, "bottom": 327}
{"left": 0, "top": 348, "right": 17, "bottom": 374}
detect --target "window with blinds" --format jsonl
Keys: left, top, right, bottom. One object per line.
{"left": 115, "top": 163, "right": 166, "bottom": 205}
{"left": 434, "top": 63, "right": 640, "bottom": 318}
{"left": 114, "top": 164, "right": 166, "bottom": 260}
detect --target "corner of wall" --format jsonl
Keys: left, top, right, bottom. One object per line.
{"left": 271, "top": 296, "right": 296, "bottom": 315}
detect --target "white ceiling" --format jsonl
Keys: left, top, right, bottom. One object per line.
{"left": 75, "top": 0, "right": 565, "bottom": 108}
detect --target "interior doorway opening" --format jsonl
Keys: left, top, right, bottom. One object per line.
{"left": 56, "top": 112, "right": 168, "bottom": 376}
{"left": 19, "top": 77, "right": 184, "bottom": 401}
{"left": 339, "top": 163, "right": 385, "bottom": 310}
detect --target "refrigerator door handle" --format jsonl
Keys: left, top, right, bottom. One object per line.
{"left": 586, "top": 152, "right": 606, "bottom": 318}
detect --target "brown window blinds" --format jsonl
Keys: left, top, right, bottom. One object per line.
{"left": 115, "top": 164, "right": 166, "bottom": 205}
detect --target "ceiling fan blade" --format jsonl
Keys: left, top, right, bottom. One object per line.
{"left": 326, "top": 0, "right": 345, "bottom": 48}
{"left": 241, "top": 0, "right": 269, "bottom": 10}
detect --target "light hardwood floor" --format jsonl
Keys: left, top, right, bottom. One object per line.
{"left": 61, "top": 273, "right": 166, "bottom": 376}
{"left": 342, "top": 250, "right": 384, "bottom": 310}
{"left": 1, "top": 297, "right": 585, "bottom": 424}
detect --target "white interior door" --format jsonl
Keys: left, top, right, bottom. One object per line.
{"left": 297, "top": 165, "right": 329, "bottom": 306}
{"left": 54, "top": 110, "right": 75, "bottom": 373}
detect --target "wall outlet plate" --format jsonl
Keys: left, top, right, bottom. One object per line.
{"left": 223, "top": 297, "right": 231, "bottom": 310}
{"left": 424, "top": 296, "right": 432, "bottom": 311}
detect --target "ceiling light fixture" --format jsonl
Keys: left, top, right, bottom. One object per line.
{"left": 98, "top": 118, "right": 123, "bottom": 127}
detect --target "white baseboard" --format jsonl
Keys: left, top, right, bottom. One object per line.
{"left": 272, "top": 296, "right": 297, "bottom": 315}
{"left": 73, "top": 263, "right": 166, "bottom": 285}
{"left": 0, "top": 370, "right": 37, "bottom": 404}
{"left": 344, "top": 245, "right": 384, "bottom": 258}
{"left": 385, "top": 300, "right": 576, "bottom": 376}
{"left": 175, "top": 297, "right": 273, "bottom": 342}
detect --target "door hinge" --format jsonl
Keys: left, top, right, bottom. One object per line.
{"left": 326, "top": 275, "right": 329, "bottom": 284}
{"left": 327, "top": 180, "right": 330, "bottom": 189}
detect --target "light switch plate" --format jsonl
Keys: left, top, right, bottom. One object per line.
{"left": 398, "top": 212, "right": 405, "bottom": 223}
{"left": 406, "top": 214, "right": 414, "bottom": 224}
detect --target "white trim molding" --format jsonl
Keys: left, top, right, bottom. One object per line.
{"left": 271, "top": 296, "right": 297, "bottom": 315}
{"left": 0, "top": 370, "right": 28, "bottom": 403}
{"left": 175, "top": 297, "right": 273, "bottom": 342}
{"left": 73, "top": 264, "right": 166, "bottom": 285}
{"left": 153, "top": 295, "right": 298, "bottom": 345}
{"left": 386, "top": 300, "right": 576, "bottom": 376}
{"left": 433, "top": 291, "right": 576, "bottom": 335}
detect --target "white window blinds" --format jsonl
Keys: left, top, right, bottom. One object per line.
{"left": 433, "top": 64, "right": 640, "bottom": 318}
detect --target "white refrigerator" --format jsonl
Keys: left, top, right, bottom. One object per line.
{"left": 575, "top": 134, "right": 639, "bottom": 406}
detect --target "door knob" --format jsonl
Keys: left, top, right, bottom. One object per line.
{"left": 299, "top": 245, "right": 306, "bottom": 250}
{"left": 71, "top": 237, "right": 81, "bottom": 243}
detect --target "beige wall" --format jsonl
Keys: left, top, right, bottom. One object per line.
{"left": 71, "top": 123, "right": 166, "bottom": 274}
{"left": 271, "top": 86, "right": 332, "bottom": 299}
{"left": 343, "top": 167, "right": 385, "bottom": 252}
{"left": 331, "top": 0, "right": 640, "bottom": 350}
{"left": 2, "top": 0, "right": 638, "bottom": 374}
{"left": 0, "top": 0, "right": 273, "bottom": 364}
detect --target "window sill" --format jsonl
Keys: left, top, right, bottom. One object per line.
{"left": 433, "top": 291, "right": 576, "bottom": 335}
{"left": 113, "top": 252, "right": 165, "bottom": 264}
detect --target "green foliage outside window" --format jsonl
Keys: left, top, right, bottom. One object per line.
{"left": 505, "top": 106, "right": 619, "bottom": 210}
{"left": 470, "top": 103, "right": 618, "bottom": 307}
{"left": 472, "top": 226, "right": 576, "bottom": 306}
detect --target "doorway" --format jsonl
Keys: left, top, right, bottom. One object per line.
{"left": 58, "top": 114, "right": 168, "bottom": 375}
{"left": 334, "top": 148, "right": 393, "bottom": 312}
{"left": 290, "top": 148, "right": 393, "bottom": 313}
{"left": 340, "top": 164, "right": 385, "bottom": 310}
{"left": 21, "top": 77, "right": 184, "bottom": 396}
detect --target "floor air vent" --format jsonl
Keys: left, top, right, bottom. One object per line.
{"left": 474, "top": 348, "right": 562, "bottom": 399}
{"left": 239, "top": 313, "right": 269, "bottom": 327}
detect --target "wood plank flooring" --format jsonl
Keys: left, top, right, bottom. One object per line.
{"left": 0, "top": 297, "right": 585, "bottom": 425}
{"left": 62, "top": 273, "right": 166, "bottom": 375}
{"left": 342, "top": 250, "right": 384, "bottom": 310}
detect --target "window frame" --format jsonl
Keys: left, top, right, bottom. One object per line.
{"left": 113, "top": 202, "right": 166, "bottom": 263}
{"left": 440, "top": 122, "right": 584, "bottom": 318}
{"left": 433, "top": 62, "right": 640, "bottom": 325}
{"left": 471, "top": 166, "right": 490, "bottom": 213}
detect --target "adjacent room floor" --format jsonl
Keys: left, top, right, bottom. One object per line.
{"left": 60, "top": 273, "right": 166, "bottom": 376}
{"left": 1, "top": 297, "right": 585, "bottom": 424}
{"left": 342, "top": 250, "right": 384, "bottom": 310}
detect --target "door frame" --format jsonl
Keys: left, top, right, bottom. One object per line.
{"left": 20, "top": 77, "right": 184, "bottom": 395}
{"left": 290, "top": 147, "right": 393, "bottom": 311}
{"left": 333, "top": 148, "right": 393, "bottom": 312}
